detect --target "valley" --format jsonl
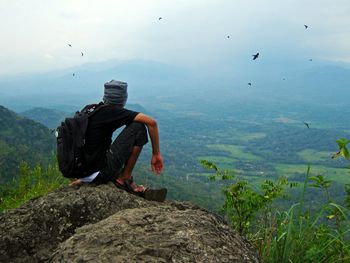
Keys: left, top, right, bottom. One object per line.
{"left": 11, "top": 100, "right": 349, "bottom": 212}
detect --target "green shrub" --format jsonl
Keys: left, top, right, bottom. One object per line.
{"left": 0, "top": 159, "right": 68, "bottom": 212}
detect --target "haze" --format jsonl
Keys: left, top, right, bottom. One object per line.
{"left": 1, "top": 0, "right": 350, "bottom": 75}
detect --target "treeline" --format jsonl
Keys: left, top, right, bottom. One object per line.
{"left": 0, "top": 106, "right": 55, "bottom": 183}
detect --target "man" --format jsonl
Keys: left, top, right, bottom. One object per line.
{"left": 70, "top": 80, "right": 166, "bottom": 201}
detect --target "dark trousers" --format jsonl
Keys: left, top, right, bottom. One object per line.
{"left": 92, "top": 122, "right": 148, "bottom": 184}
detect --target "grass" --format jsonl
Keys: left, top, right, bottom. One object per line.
{"left": 256, "top": 166, "right": 350, "bottom": 263}
{"left": 0, "top": 161, "right": 69, "bottom": 212}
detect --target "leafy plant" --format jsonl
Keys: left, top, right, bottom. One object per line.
{"left": 200, "top": 160, "right": 234, "bottom": 180}
{"left": 310, "top": 174, "right": 332, "bottom": 202}
{"left": 332, "top": 138, "right": 350, "bottom": 160}
{"left": 225, "top": 177, "right": 290, "bottom": 235}
{"left": 200, "top": 159, "right": 289, "bottom": 235}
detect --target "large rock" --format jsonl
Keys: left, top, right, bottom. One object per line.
{"left": 0, "top": 183, "right": 153, "bottom": 262}
{"left": 0, "top": 183, "right": 260, "bottom": 263}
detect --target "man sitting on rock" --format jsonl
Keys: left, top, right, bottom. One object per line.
{"left": 69, "top": 80, "right": 166, "bottom": 201}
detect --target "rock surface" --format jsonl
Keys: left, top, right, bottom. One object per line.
{"left": 0, "top": 183, "right": 260, "bottom": 263}
{"left": 0, "top": 183, "right": 153, "bottom": 262}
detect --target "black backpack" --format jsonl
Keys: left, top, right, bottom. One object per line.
{"left": 56, "top": 102, "right": 105, "bottom": 178}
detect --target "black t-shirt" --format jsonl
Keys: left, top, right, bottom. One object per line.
{"left": 84, "top": 104, "right": 139, "bottom": 171}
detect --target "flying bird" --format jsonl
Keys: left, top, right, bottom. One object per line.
{"left": 304, "top": 25, "right": 308, "bottom": 29}
{"left": 303, "top": 122, "right": 310, "bottom": 128}
{"left": 158, "top": 17, "right": 162, "bottom": 20}
{"left": 248, "top": 82, "right": 252, "bottom": 86}
{"left": 81, "top": 52, "right": 84, "bottom": 56}
{"left": 283, "top": 78, "right": 286, "bottom": 81}
{"left": 252, "top": 52, "right": 259, "bottom": 60}
{"left": 227, "top": 35, "right": 230, "bottom": 39}
{"left": 68, "top": 44, "right": 72, "bottom": 47}
{"left": 72, "top": 73, "right": 75, "bottom": 77}
{"left": 309, "top": 58, "right": 313, "bottom": 61}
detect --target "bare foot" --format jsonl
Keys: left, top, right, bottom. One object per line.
{"left": 69, "top": 179, "right": 83, "bottom": 187}
{"left": 130, "top": 181, "right": 146, "bottom": 192}
{"left": 116, "top": 178, "right": 146, "bottom": 192}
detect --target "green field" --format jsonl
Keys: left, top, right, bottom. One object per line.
{"left": 197, "top": 155, "right": 237, "bottom": 169}
{"left": 206, "top": 144, "right": 262, "bottom": 161}
{"left": 197, "top": 143, "right": 349, "bottom": 186}
{"left": 234, "top": 132, "right": 266, "bottom": 142}
{"left": 298, "top": 149, "right": 333, "bottom": 162}
{"left": 275, "top": 163, "right": 349, "bottom": 184}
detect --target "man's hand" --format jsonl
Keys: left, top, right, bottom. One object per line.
{"left": 151, "top": 153, "right": 164, "bottom": 175}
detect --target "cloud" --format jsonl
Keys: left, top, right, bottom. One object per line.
{"left": 44, "top": 53, "right": 54, "bottom": 59}
{"left": 0, "top": 0, "right": 350, "bottom": 74}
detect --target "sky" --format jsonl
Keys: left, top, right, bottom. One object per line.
{"left": 1, "top": 0, "right": 350, "bottom": 75}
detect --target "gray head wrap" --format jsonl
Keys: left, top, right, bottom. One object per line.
{"left": 103, "top": 80, "right": 128, "bottom": 107}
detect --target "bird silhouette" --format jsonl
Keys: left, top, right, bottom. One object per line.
{"left": 158, "top": 17, "right": 162, "bottom": 20}
{"left": 227, "top": 35, "right": 230, "bottom": 39}
{"left": 252, "top": 52, "right": 259, "bottom": 60}
{"left": 72, "top": 73, "right": 75, "bottom": 77}
{"left": 303, "top": 122, "right": 310, "bottom": 128}
{"left": 68, "top": 44, "right": 72, "bottom": 47}
{"left": 304, "top": 25, "right": 308, "bottom": 29}
{"left": 283, "top": 78, "right": 286, "bottom": 81}
{"left": 309, "top": 58, "right": 313, "bottom": 61}
{"left": 248, "top": 82, "right": 252, "bottom": 86}
{"left": 81, "top": 52, "right": 84, "bottom": 56}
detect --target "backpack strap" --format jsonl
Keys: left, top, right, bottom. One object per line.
{"left": 87, "top": 102, "right": 110, "bottom": 118}
{"left": 75, "top": 102, "right": 108, "bottom": 119}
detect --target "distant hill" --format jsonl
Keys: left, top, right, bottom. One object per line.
{"left": 125, "top": 103, "right": 148, "bottom": 114}
{"left": 21, "top": 107, "right": 68, "bottom": 129}
{"left": 0, "top": 105, "right": 55, "bottom": 182}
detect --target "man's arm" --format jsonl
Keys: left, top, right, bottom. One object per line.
{"left": 134, "top": 113, "right": 163, "bottom": 174}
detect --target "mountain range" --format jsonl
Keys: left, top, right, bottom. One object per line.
{"left": 20, "top": 103, "right": 148, "bottom": 129}
{"left": 0, "top": 59, "right": 349, "bottom": 114}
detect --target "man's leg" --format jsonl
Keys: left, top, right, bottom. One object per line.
{"left": 92, "top": 122, "right": 148, "bottom": 185}
{"left": 118, "top": 145, "right": 142, "bottom": 180}
{"left": 116, "top": 145, "right": 146, "bottom": 192}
